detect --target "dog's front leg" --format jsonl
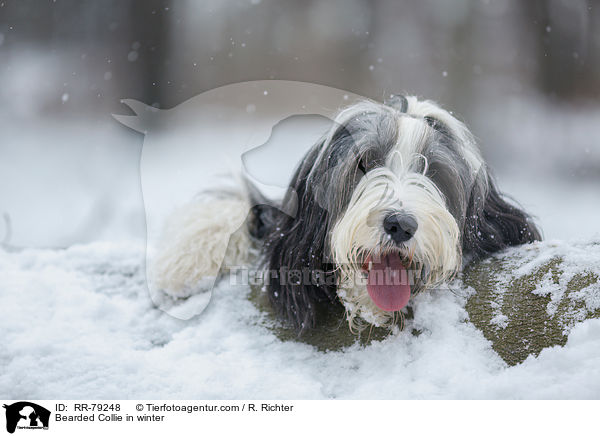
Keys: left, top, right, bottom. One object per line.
{"left": 150, "top": 194, "right": 250, "bottom": 298}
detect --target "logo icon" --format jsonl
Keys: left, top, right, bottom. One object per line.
{"left": 3, "top": 402, "right": 50, "bottom": 434}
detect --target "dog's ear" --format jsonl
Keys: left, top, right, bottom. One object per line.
{"left": 384, "top": 94, "right": 408, "bottom": 113}
{"left": 463, "top": 169, "right": 542, "bottom": 256}
{"left": 262, "top": 143, "right": 339, "bottom": 333}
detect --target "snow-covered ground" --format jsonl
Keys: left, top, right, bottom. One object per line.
{"left": 1, "top": 91, "right": 599, "bottom": 399}
{"left": 2, "top": 241, "right": 600, "bottom": 399}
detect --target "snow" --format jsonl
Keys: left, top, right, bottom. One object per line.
{"left": 2, "top": 240, "right": 600, "bottom": 399}
{"left": 472, "top": 240, "right": 600, "bottom": 338}
{"left": 1, "top": 84, "right": 599, "bottom": 399}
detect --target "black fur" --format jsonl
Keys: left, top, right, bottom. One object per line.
{"left": 423, "top": 117, "right": 472, "bottom": 226}
{"left": 424, "top": 114, "right": 542, "bottom": 256}
{"left": 463, "top": 169, "right": 542, "bottom": 256}
{"left": 260, "top": 143, "right": 339, "bottom": 333}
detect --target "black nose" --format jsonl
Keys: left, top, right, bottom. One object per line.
{"left": 383, "top": 213, "right": 418, "bottom": 243}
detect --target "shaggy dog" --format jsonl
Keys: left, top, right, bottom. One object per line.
{"left": 153, "top": 95, "right": 541, "bottom": 333}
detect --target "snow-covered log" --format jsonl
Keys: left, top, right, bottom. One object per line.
{"left": 464, "top": 241, "right": 600, "bottom": 365}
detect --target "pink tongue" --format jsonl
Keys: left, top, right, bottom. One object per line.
{"left": 366, "top": 253, "right": 411, "bottom": 312}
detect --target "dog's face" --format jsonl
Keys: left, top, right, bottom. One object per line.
{"left": 261, "top": 96, "right": 541, "bottom": 332}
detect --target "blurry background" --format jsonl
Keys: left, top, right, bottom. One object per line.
{"left": 0, "top": 0, "right": 598, "bottom": 247}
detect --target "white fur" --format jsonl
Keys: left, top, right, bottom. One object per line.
{"left": 330, "top": 167, "right": 460, "bottom": 329}
{"left": 329, "top": 97, "right": 477, "bottom": 329}
{"left": 152, "top": 195, "right": 250, "bottom": 297}
{"left": 404, "top": 96, "right": 484, "bottom": 174}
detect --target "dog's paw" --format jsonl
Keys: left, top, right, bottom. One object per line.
{"left": 158, "top": 275, "right": 218, "bottom": 299}
{"left": 150, "top": 196, "right": 250, "bottom": 298}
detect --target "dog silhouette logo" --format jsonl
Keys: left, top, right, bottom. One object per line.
{"left": 113, "top": 80, "right": 362, "bottom": 320}
{"left": 3, "top": 402, "right": 50, "bottom": 434}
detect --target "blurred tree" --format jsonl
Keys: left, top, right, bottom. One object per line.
{"left": 522, "top": 0, "right": 599, "bottom": 101}
{"left": 0, "top": 0, "right": 173, "bottom": 115}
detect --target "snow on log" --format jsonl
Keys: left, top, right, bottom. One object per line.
{"left": 463, "top": 240, "right": 600, "bottom": 366}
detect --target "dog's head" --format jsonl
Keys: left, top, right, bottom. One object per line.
{"left": 261, "top": 96, "right": 541, "bottom": 332}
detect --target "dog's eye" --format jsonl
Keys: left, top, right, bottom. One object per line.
{"left": 357, "top": 158, "right": 366, "bottom": 174}
{"left": 425, "top": 116, "right": 452, "bottom": 139}
{"left": 424, "top": 116, "right": 438, "bottom": 129}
